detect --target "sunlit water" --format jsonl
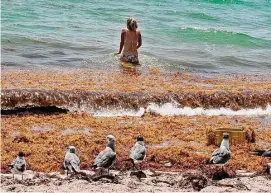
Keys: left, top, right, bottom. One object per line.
{"left": 2, "top": 0, "right": 271, "bottom": 74}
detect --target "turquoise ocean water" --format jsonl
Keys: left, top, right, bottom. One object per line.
{"left": 1, "top": 0, "right": 271, "bottom": 73}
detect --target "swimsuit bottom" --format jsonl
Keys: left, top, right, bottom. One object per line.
{"left": 122, "top": 54, "right": 139, "bottom": 64}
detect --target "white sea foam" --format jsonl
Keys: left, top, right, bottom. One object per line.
{"left": 93, "top": 107, "right": 145, "bottom": 117}
{"left": 146, "top": 103, "right": 271, "bottom": 116}
{"left": 92, "top": 103, "right": 271, "bottom": 117}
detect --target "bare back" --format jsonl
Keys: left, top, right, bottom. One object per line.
{"left": 123, "top": 29, "right": 139, "bottom": 55}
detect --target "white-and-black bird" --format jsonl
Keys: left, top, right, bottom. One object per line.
{"left": 9, "top": 151, "right": 26, "bottom": 180}
{"left": 129, "top": 136, "right": 146, "bottom": 170}
{"left": 93, "top": 135, "right": 116, "bottom": 175}
{"left": 63, "top": 146, "right": 80, "bottom": 176}
{"left": 208, "top": 132, "right": 231, "bottom": 164}
{"left": 250, "top": 149, "right": 271, "bottom": 157}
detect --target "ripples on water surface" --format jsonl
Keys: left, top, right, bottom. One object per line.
{"left": 2, "top": 0, "right": 271, "bottom": 73}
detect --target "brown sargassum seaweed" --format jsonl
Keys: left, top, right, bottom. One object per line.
{"left": 1, "top": 89, "right": 271, "bottom": 111}
{"left": 1, "top": 114, "right": 270, "bottom": 177}
{"left": 1, "top": 68, "right": 271, "bottom": 177}
{"left": 2, "top": 68, "right": 271, "bottom": 93}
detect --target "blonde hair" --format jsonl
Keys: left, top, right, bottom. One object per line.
{"left": 127, "top": 18, "right": 138, "bottom": 31}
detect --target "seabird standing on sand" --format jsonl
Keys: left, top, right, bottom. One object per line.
{"left": 208, "top": 133, "right": 231, "bottom": 164}
{"left": 63, "top": 146, "right": 80, "bottom": 176}
{"left": 9, "top": 151, "right": 26, "bottom": 180}
{"left": 93, "top": 135, "right": 116, "bottom": 175}
{"left": 129, "top": 136, "right": 146, "bottom": 170}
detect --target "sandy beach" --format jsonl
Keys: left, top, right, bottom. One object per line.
{"left": 1, "top": 67, "right": 271, "bottom": 192}
{"left": 1, "top": 170, "right": 271, "bottom": 192}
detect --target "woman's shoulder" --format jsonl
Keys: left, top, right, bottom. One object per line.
{"left": 121, "top": 28, "right": 127, "bottom": 33}
{"left": 136, "top": 30, "right": 141, "bottom": 34}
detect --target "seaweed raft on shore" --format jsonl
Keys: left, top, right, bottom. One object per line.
{"left": 1, "top": 68, "right": 271, "bottom": 185}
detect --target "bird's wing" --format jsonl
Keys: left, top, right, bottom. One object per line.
{"left": 70, "top": 154, "right": 80, "bottom": 172}
{"left": 211, "top": 148, "right": 230, "bottom": 164}
{"left": 211, "top": 148, "right": 221, "bottom": 156}
{"left": 14, "top": 158, "right": 26, "bottom": 172}
{"left": 94, "top": 149, "right": 106, "bottom": 164}
{"left": 63, "top": 159, "right": 69, "bottom": 170}
{"left": 63, "top": 160, "right": 68, "bottom": 170}
{"left": 130, "top": 145, "right": 136, "bottom": 157}
{"left": 94, "top": 147, "right": 116, "bottom": 168}
{"left": 130, "top": 144, "right": 146, "bottom": 161}
{"left": 249, "top": 150, "right": 266, "bottom": 156}
{"left": 64, "top": 153, "right": 80, "bottom": 172}
{"left": 64, "top": 153, "right": 73, "bottom": 171}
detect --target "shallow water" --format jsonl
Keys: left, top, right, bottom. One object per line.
{"left": 2, "top": 0, "right": 271, "bottom": 73}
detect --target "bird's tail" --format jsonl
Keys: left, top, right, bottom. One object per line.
{"left": 8, "top": 164, "right": 14, "bottom": 169}
{"left": 249, "top": 150, "right": 266, "bottom": 156}
{"left": 91, "top": 164, "right": 98, "bottom": 169}
{"left": 206, "top": 158, "right": 214, "bottom": 164}
{"left": 17, "top": 164, "right": 25, "bottom": 172}
{"left": 121, "top": 158, "right": 137, "bottom": 170}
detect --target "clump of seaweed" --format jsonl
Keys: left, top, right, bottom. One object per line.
{"left": 2, "top": 68, "right": 271, "bottom": 94}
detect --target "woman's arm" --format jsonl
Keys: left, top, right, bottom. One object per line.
{"left": 117, "top": 29, "right": 126, "bottom": 54}
{"left": 137, "top": 31, "right": 142, "bottom": 49}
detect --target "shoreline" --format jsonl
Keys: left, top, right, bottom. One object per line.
{"left": 2, "top": 66, "right": 271, "bottom": 92}
{"left": 1, "top": 169, "right": 271, "bottom": 192}
{"left": 2, "top": 67, "right": 271, "bottom": 114}
{"left": 2, "top": 88, "right": 271, "bottom": 111}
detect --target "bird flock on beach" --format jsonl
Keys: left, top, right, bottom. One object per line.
{"left": 9, "top": 132, "right": 270, "bottom": 180}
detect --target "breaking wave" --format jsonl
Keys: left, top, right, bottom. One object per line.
{"left": 2, "top": 89, "right": 271, "bottom": 117}
{"left": 145, "top": 103, "right": 271, "bottom": 117}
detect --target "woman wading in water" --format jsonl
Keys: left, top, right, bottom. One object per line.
{"left": 117, "top": 18, "right": 142, "bottom": 65}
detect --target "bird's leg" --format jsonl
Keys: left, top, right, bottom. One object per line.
{"left": 13, "top": 174, "right": 14, "bottom": 179}
{"left": 138, "top": 162, "right": 143, "bottom": 171}
{"left": 131, "top": 160, "right": 138, "bottom": 171}
{"left": 22, "top": 174, "right": 23, "bottom": 180}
